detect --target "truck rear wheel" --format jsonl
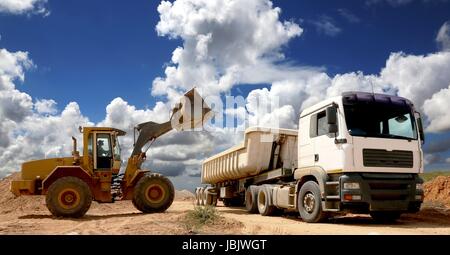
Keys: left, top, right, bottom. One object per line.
{"left": 245, "top": 186, "right": 259, "bottom": 213}
{"left": 46, "top": 176, "right": 92, "bottom": 218}
{"left": 195, "top": 188, "right": 201, "bottom": 205}
{"left": 199, "top": 188, "right": 205, "bottom": 206}
{"left": 205, "top": 193, "right": 217, "bottom": 206}
{"left": 298, "top": 181, "right": 328, "bottom": 223}
{"left": 370, "top": 211, "right": 401, "bottom": 223}
{"left": 132, "top": 173, "right": 174, "bottom": 213}
{"left": 257, "top": 188, "right": 276, "bottom": 216}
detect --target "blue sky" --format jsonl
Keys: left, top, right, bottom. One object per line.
{"left": 1, "top": 0, "right": 450, "bottom": 188}
{"left": 1, "top": 0, "right": 448, "bottom": 121}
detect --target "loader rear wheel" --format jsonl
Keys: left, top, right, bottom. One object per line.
{"left": 46, "top": 177, "right": 92, "bottom": 218}
{"left": 298, "top": 181, "right": 328, "bottom": 223}
{"left": 132, "top": 173, "right": 174, "bottom": 213}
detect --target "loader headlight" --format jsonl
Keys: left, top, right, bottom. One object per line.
{"left": 343, "top": 182, "right": 360, "bottom": 190}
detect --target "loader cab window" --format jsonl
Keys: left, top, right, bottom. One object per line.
{"left": 113, "top": 136, "right": 121, "bottom": 161}
{"left": 96, "top": 133, "right": 112, "bottom": 169}
{"left": 88, "top": 134, "right": 93, "bottom": 156}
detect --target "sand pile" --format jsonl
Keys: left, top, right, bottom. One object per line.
{"left": 0, "top": 173, "right": 46, "bottom": 214}
{"left": 175, "top": 189, "right": 195, "bottom": 201}
{"left": 424, "top": 176, "right": 450, "bottom": 208}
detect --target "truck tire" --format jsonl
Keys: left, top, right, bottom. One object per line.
{"left": 298, "top": 181, "right": 328, "bottom": 223}
{"left": 45, "top": 176, "right": 92, "bottom": 218}
{"left": 245, "top": 186, "right": 259, "bottom": 213}
{"left": 370, "top": 211, "right": 401, "bottom": 223}
{"left": 257, "top": 188, "right": 276, "bottom": 216}
{"left": 195, "top": 188, "right": 201, "bottom": 206}
{"left": 205, "top": 193, "right": 217, "bottom": 206}
{"left": 132, "top": 173, "right": 174, "bottom": 213}
{"left": 199, "top": 188, "right": 205, "bottom": 206}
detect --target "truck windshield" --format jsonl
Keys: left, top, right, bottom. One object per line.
{"left": 344, "top": 103, "right": 417, "bottom": 140}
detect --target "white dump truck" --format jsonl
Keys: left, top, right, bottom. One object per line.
{"left": 195, "top": 91, "right": 425, "bottom": 223}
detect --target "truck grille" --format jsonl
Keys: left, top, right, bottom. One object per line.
{"left": 363, "top": 149, "right": 413, "bottom": 168}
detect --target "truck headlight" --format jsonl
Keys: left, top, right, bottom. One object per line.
{"left": 416, "top": 183, "right": 423, "bottom": 190}
{"left": 343, "top": 182, "right": 360, "bottom": 190}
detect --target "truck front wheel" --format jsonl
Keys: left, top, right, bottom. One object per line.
{"left": 46, "top": 176, "right": 92, "bottom": 218}
{"left": 370, "top": 211, "right": 401, "bottom": 223}
{"left": 132, "top": 173, "right": 174, "bottom": 213}
{"left": 298, "top": 181, "right": 328, "bottom": 223}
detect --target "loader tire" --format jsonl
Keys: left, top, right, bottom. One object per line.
{"left": 132, "top": 173, "right": 174, "bottom": 213}
{"left": 245, "top": 186, "right": 259, "bottom": 213}
{"left": 298, "top": 181, "right": 328, "bottom": 223}
{"left": 46, "top": 176, "right": 92, "bottom": 218}
{"left": 257, "top": 188, "right": 276, "bottom": 216}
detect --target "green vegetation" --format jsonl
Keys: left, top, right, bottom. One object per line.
{"left": 420, "top": 171, "right": 450, "bottom": 182}
{"left": 182, "top": 205, "right": 220, "bottom": 233}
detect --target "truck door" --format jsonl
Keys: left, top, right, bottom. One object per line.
{"left": 95, "top": 133, "right": 113, "bottom": 170}
{"left": 310, "top": 108, "right": 342, "bottom": 171}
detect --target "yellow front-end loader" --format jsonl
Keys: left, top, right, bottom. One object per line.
{"left": 10, "top": 88, "right": 212, "bottom": 217}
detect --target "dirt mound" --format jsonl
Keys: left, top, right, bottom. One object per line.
{"left": 175, "top": 189, "right": 195, "bottom": 201}
{"left": 424, "top": 176, "right": 450, "bottom": 208}
{"left": 0, "top": 173, "right": 47, "bottom": 214}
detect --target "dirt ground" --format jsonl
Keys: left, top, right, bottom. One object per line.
{"left": 1, "top": 173, "right": 450, "bottom": 235}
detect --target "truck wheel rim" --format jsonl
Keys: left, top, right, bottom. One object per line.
{"left": 58, "top": 188, "right": 80, "bottom": 209}
{"left": 146, "top": 184, "right": 165, "bottom": 204}
{"left": 303, "top": 193, "right": 315, "bottom": 213}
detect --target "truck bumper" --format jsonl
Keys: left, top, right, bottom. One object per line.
{"left": 338, "top": 173, "right": 423, "bottom": 213}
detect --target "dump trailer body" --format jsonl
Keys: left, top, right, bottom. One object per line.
{"left": 201, "top": 127, "right": 298, "bottom": 184}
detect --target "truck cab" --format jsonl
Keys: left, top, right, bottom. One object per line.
{"left": 297, "top": 92, "right": 424, "bottom": 220}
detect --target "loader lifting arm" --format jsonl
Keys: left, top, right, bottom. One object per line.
{"left": 123, "top": 88, "right": 213, "bottom": 186}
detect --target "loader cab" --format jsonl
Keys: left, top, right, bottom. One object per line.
{"left": 83, "top": 127, "right": 125, "bottom": 174}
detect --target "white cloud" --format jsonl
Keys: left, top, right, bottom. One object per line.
{"left": 311, "top": 16, "right": 342, "bottom": 37}
{"left": 34, "top": 99, "right": 57, "bottom": 115}
{"left": 0, "top": 48, "right": 92, "bottom": 176}
{"left": 437, "top": 21, "right": 450, "bottom": 51}
{"left": 380, "top": 51, "right": 450, "bottom": 110}
{"left": 153, "top": 0, "right": 303, "bottom": 99}
{"left": 337, "top": 9, "right": 360, "bottom": 23}
{"left": 366, "top": 0, "right": 448, "bottom": 6}
{"left": 423, "top": 84, "right": 450, "bottom": 132}
{"left": 0, "top": 0, "right": 49, "bottom": 16}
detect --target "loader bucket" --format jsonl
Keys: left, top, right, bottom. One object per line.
{"left": 171, "top": 88, "right": 213, "bottom": 131}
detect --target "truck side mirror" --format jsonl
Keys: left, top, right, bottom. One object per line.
{"left": 326, "top": 105, "right": 338, "bottom": 133}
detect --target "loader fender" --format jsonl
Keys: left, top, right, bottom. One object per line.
{"left": 42, "top": 166, "right": 92, "bottom": 193}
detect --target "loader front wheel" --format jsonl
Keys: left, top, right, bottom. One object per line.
{"left": 46, "top": 177, "right": 92, "bottom": 218}
{"left": 133, "top": 173, "right": 174, "bottom": 213}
